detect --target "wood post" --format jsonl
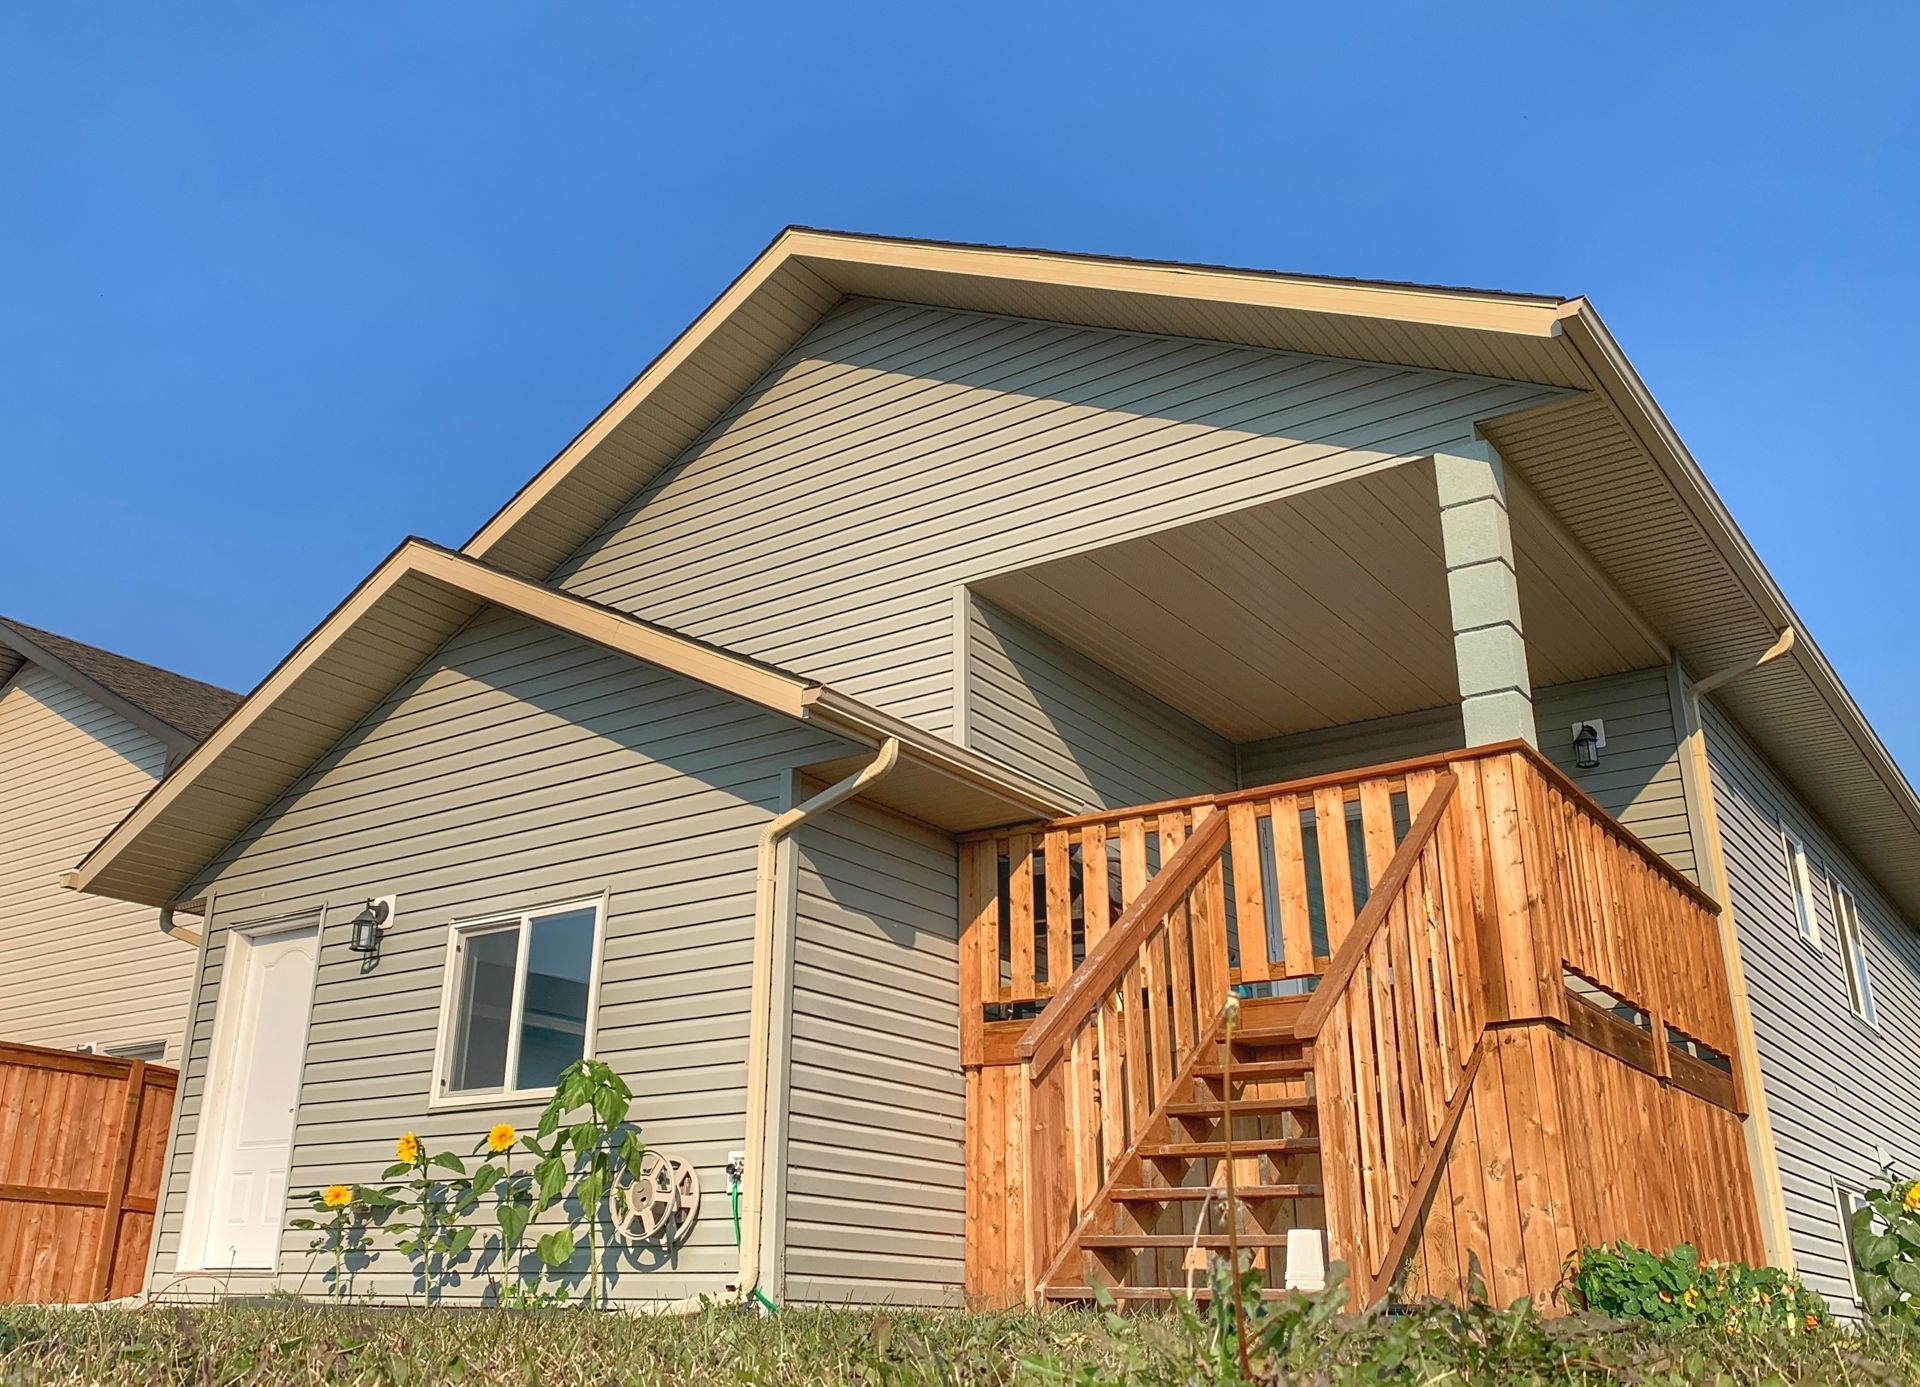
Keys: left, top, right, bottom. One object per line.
{"left": 88, "top": 1060, "right": 147, "bottom": 1302}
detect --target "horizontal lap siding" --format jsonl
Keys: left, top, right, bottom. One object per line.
{"left": 1533, "top": 669, "right": 1698, "bottom": 880}
{"left": 1238, "top": 704, "right": 1465, "bottom": 785}
{"left": 782, "top": 801, "right": 963, "bottom": 1307}
{"left": 966, "top": 596, "right": 1234, "bottom": 809}
{"left": 151, "top": 610, "right": 854, "bottom": 1303}
{"left": 553, "top": 298, "right": 1557, "bottom": 740}
{"left": 1703, "top": 698, "right": 1920, "bottom": 1311}
{"left": 0, "top": 666, "right": 190, "bottom": 1059}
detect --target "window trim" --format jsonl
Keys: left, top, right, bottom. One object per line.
{"left": 1835, "top": 1177, "right": 1873, "bottom": 1306}
{"left": 1781, "top": 827, "right": 1822, "bottom": 949}
{"left": 102, "top": 1039, "right": 169, "bottom": 1063}
{"left": 428, "top": 894, "right": 608, "bottom": 1112}
{"left": 1831, "top": 877, "right": 1879, "bottom": 1029}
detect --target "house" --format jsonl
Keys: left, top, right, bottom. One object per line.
{"left": 63, "top": 230, "right": 1920, "bottom": 1313}
{"left": 0, "top": 617, "right": 239, "bottom": 1063}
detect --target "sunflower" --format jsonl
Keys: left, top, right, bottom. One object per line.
{"left": 1904, "top": 1182, "right": 1920, "bottom": 1214}
{"left": 487, "top": 1122, "right": 517, "bottom": 1154}
{"left": 395, "top": 1131, "right": 421, "bottom": 1165}
{"left": 321, "top": 1184, "right": 353, "bottom": 1209}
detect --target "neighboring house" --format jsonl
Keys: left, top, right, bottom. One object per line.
{"left": 0, "top": 618, "right": 240, "bottom": 1062}
{"left": 63, "top": 230, "right": 1920, "bottom": 1314}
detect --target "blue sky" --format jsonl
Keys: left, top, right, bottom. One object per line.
{"left": 3, "top": 4, "right": 1915, "bottom": 775}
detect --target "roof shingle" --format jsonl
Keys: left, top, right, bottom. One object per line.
{"left": 0, "top": 617, "right": 242, "bottom": 743}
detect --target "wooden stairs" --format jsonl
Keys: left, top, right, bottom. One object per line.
{"left": 1038, "top": 995, "right": 1326, "bottom": 1304}
{"left": 970, "top": 746, "right": 1756, "bottom": 1313}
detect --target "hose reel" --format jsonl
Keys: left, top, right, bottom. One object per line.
{"left": 608, "top": 1150, "right": 701, "bottom": 1248}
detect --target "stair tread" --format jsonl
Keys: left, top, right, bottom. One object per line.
{"left": 1141, "top": 1137, "right": 1321, "bottom": 1157}
{"left": 1194, "top": 1059, "right": 1312, "bottom": 1079}
{"left": 1166, "top": 1095, "right": 1314, "bottom": 1116}
{"left": 1082, "top": 1233, "right": 1292, "bottom": 1249}
{"left": 1109, "top": 1184, "right": 1323, "bottom": 1202}
{"left": 1226, "top": 1025, "right": 1307, "bottom": 1046}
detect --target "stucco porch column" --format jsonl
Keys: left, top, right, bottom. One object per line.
{"left": 1436, "top": 439, "right": 1537, "bottom": 748}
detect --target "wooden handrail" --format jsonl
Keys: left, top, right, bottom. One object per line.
{"left": 1294, "top": 773, "right": 1458, "bottom": 1041}
{"left": 1015, "top": 805, "right": 1230, "bottom": 1068}
{"left": 964, "top": 743, "right": 1498, "bottom": 841}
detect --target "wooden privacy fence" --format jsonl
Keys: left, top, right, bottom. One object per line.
{"left": 960, "top": 741, "right": 1748, "bottom": 1307}
{"left": 0, "top": 1042, "right": 175, "bottom": 1303}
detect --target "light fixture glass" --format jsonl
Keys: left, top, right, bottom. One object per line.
{"left": 1573, "top": 723, "right": 1601, "bottom": 770}
{"left": 349, "top": 899, "right": 389, "bottom": 954}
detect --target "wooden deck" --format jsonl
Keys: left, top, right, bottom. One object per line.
{"left": 958, "top": 741, "right": 1761, "bottom": 1309}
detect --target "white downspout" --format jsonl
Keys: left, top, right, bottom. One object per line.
{"left": 669, "top": 736, "right": 901, "bottom": 1313}
{"left": 158, "top": 906, "right": 202, "bottom": 949}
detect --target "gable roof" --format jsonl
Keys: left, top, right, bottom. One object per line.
{"left": 0, "top": 616, "right": 241, "bottom": 754}
{"left": 454, "top": 227, "right": 1920, "bottom": 924}
{"left": 64, "top": 540, "right": 1077, "bottom": 908}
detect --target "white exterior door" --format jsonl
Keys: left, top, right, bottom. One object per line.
{"left": 199, "top": 924, "right": 317, "bottom": 1270}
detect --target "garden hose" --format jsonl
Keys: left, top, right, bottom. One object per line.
{"left": 730, "top": 1179, "right": 778, "bottom": 1312}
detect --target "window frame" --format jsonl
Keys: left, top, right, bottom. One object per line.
{"left": 1831, "top": 877, "right": 1879, "bottom": 1029}
{"left": 429, "top": 894, "right": 608, "bottom": 1112}
{"left": 1835, "top": 1177, "right": 1873, "bottom": 1307}
{"left": 102, "top": 1039, "right": 168, "bottom": 1063}
{"left": 1781, "top": 827, "right": 1822, "bottom": 949}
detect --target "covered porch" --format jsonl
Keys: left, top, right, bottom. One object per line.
{"left": 965, "top": 442, "right": 1673, "bottom": 810}
{"left": 950, "top": 450, "right": 1760, "bottom": 1309}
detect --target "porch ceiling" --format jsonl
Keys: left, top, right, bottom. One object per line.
{"left": 973, "top": 460, "right": 1665, "bottom": 743}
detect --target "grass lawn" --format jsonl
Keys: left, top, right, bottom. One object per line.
{"left": 4, "top": 1290, "right": 1919, "bottom": 1386}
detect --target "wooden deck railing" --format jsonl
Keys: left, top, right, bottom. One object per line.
{"left": 1293, "top": 771, "right": 1488, "bottom": 1304}
{"left": 960, "top": 740, "right": 1737, "bottom": 1306}
{"left": 1012, "top": 807, "right": 1233, "bottom": 1289}
{"left": 959, "top": 757, "right": 1435, "bottom": 1044}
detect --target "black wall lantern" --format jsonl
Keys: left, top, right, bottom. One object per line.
{"left": 1572, "top": 722, "right": 1602, "bottom": 771}
{"left": 348, "top": 898, "right": 391, "bottom": 955}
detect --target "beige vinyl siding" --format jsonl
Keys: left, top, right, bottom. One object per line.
{"left": 552, "top": 298, "right": 1559, "bottom": 736}
{"left": 1238, "top": 704, "right": 1465, "bottom": 785}
{"left": 151, "top": 609, "right": 854, "bottom": 1301}
{"left": 964, "top": 595, "right": 1235, "bottom": 809}
{"left": 1702, "top": 698, "right": 1920, "bottom": 1311}
{"left": 1235, "top": 669, "right": 1699, "bottom": 878}
{"left": 0, "top": 664, "right": 189, "bottom": 1058}
{"left": 779, "top": 799, "right": 964, "bottom": 1306}
{"left": 1533, "top": 669, "right": 1697, "bottom": 880}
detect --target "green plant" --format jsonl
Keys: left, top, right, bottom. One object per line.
{"left": 1566, "top": 1241, "right": 1828, "bottom": 1334}
{"left": 462, "top": 1120, "right": 540, "bottom": 1304}
{"left": 1850, "top": 1170, "right": 1920, "bottom": 1318}
{"left": 378, "top": 1130, "right": 478, "bottom": 1304}
{"left": 288, "top": 1182, "right": 393, "bottom": 1299}
{"left": 6, "top": 1285, "right": 1918, "bottom": 1385}
{"left": 522, "top": 1059, "right": 646, "bottom": 1309}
